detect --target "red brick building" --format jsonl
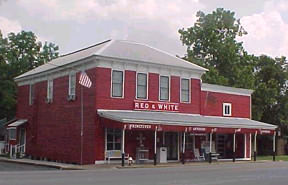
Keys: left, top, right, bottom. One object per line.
{"left": 9, "top": 40, "right": 276, "bottom": 164}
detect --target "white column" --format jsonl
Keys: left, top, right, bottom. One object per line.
{"left": 273, "top": 131, "right": 276, "bottom": 153}
{"left": 249, "top": 133, "right": 252, "bottom": 159}
{"left": 122, "top": 128, "right": 125, "bottom": 154}
{"left": 254, "top": 132, "right": 257, "bottom": 152}
{"left": 233, "top": 133, "right": 236, "bottom": 153}
{"left": 154, "top": 128, "right": 157, "bottom": 154}
{"left": 183, "top": 132, "right": 186, "bottom": 153}
{"left": 244, "top": 134, "right": 247, "bottom": 158}
{"left": 209, "top": 132, "right": 212, "bottom": 153}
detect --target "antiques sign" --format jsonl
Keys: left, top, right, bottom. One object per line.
{"left": 134, "top": 100, "right": 179, "bottom": 112}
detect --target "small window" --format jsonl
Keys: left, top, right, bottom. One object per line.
{"left": 68, "top": 73, "right": 76, "bottom": 96}
{"left": 181, "top": 79, "right": 190, "bottom": 102}
{"left": 106, "top": 128, "right": 122, "bottom": 150}
{"left": 112, "top": 70, "right": 123, "bottom": 98}
{"left": 137, "top": 73, "right": 147, "bottom": 99}
{"left": 29, "top": 84, "right": 34, "bottom": 105}
{"left": 223, "top": 103, "right": 232, "bottom": 116}
{"left": 160, "top": 76, "right": 169, "bottom": 101}
{"left": 47, "top": 79, "right": 53, "bottom": 102}
{"left": 8, "top": 128, "right": 16, "bottom": 140}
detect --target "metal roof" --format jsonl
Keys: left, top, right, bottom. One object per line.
{"left": 15, "top": 40, "right": 207, "bottom": 79}
{"left": 7, "top": 119, "right": 27, "bottom": 127}
{"left": 97, "top": 110, "right": 276, "bottom": 130}
{"left": 201, "top": 83, "right": 254, "bottom": 96}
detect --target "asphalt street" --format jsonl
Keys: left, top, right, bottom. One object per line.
{"left": 0, "top": 161, "right": 288, "bottom": 185}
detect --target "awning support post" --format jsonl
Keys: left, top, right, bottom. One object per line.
{"left": 121, "top": 126, "right": 126, "bottom": 167}
{"left": 273, "top": 131, "right": 276, "bottom": 161}
{"left": 154, "top": 127, "right": 157, "bottom": 166}
{"left": 254, "top": 132, "right": 257, "bottom": 162}
{"left": 182, "top": 131, "right": 186, "bottom": 164}
{"left": 233, "top": 133, "right": 236, "bottom": 162}
{"left": 209, "top": 132, "right": 212, "bottom": 164}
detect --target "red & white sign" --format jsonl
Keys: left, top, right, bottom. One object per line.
{"left": 134, "top": 100, "right": 179, "bottom": 112}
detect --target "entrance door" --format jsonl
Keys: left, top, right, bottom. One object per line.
{"left": 165, "top": 132, "right": 178, "bottom": 160}
{"left": 18, "top": 128, "right": 26, "bottom": 155}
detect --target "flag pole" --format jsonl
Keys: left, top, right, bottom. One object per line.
{"left": 80, "top": 82, "right": 84, "bottom": 165}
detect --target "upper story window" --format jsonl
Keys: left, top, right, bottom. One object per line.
{"left": 68, "top": 73, "right": 76, "bottom": 96}
{"left": 160, "top": 76, "right": 169, "bottom": 101}
{"left": 47, "top": 79, "right": 53, "bottom": 103}
{"left": 112, "top": 70, "right": 124, "bottom": 98}
{"left": 136, "top": 73, "right": 147, "bottom": 99}
{"left": 223, "top": 103, "right": 232, "bottom": 116}
{"left": 181, "top": 79, "right": 190, "bottom": 103}
{"left": 29, "top": 84, "right": 34, "bottom": 105}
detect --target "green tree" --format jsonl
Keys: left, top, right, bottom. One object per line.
{"left": 252, "top": 56, "right": 288, "bottom": 134}
{"left": 0, "top": 30, "right": 59, "bottom": 120}
{"left": 179, "top": 8, "right": 255, "bottom": 89}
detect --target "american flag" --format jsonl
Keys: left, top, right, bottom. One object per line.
{"left": 79, "top": 72, "right": 92, "bottom": 88}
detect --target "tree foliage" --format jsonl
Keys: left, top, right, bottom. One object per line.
{"left": 179, "top": 8, "right": 255, "bottom": 89}
{"left": 0, "top": 30, "right": 59, "bottom": 120}
{"left": 179, "top": 8, "right": 288, "bottom": 134}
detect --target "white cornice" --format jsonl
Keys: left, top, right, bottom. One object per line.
{"left": 16, "top": 55, "right": 205, "bottom": 86}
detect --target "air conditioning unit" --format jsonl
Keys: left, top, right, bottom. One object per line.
{"left": 67, "top": 94, "right": 76, "bottom": 101}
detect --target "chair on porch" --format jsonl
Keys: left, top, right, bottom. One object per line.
{"left": 194, "top": 148, "right": 205, "bottom": 161}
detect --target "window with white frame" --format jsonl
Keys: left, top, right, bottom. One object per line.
{"left": 137, "top": 73, "right": 147, "bottom": 99}
{"left": 112, "top": 70, "right": 123, "bottom": 98}
{"left": 223, "top": 103, "right": 232, "bottom": 116}
{"left": 68, "top": 72, "right": 76, "bottom": 96}
{"left": 8, "top": 128, "right": 16, "bottom": 140}
{"left": 47, "top": 79, "right": 53, "bottom": 101}
{"left": 29, "top": 83, "right": 34, "bottom": 105}
{"left": 181, "top": 79, "right": 190, "bottom": 102}
{"left": 160, "top": 76, "right": 169, "bottom": 101}
{"left": 106, "top": 128, "right": 122, "bottom": 150}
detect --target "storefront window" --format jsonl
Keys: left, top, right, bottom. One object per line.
{"left": 106, "top": 128, "right": 122, "bottom": 150}
{"left": 185, "top": 134, "right": 194, "bottom": 150}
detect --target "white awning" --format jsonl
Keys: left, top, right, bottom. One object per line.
{"left": 97, "top": 109, "right": 277, "bottom": 130}
{"left": 8, "top": 119, "right": 27, "bottom": 127}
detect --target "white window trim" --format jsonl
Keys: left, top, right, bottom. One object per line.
{"left": 29, "top": 83, "right": 34, "bottom": 106}
{"left": 223, "top": 103, "right": 232, "bottom": 116}
{"left": 136, "top": 72, "right": 149, "bottom": 100}
{"left": 111, "top": 69, "right": 125, "bottom": 99}
{"left": 180, "top": 78, "right": 191, "bottom": 103}
{"left": 68, "top": 72, "right": 76, "bottom": 96}
{"left": 47, "top": 79, "right": 53, "bottom": 102}
{"left": 105, "top": 128, "right": 122, "bottom": 151}
{"left": 159, "top": 75, "right": 170, "bottom": 102}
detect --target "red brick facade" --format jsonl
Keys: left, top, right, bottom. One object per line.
{"left": 15, "top": 67, "right": 252, "bottom": 164}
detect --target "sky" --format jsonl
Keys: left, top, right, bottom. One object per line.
{"left": 1, "top": 0, "right": 288, "bottom": 58}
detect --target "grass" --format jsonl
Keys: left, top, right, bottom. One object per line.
{"left": 257, "top": 155, "right": 288, "bottom": 161}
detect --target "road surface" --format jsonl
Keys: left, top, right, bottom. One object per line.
{"left": 0, "top": 161, "right": 288, "bottom": 185}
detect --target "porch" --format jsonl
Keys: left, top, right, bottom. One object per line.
{"left": 98, "top": 109, "right": 277, "bottom": 166}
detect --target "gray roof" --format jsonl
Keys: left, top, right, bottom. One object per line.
{"left": 98, "top": 110, "right": 276, "bottom": 130}
{"left": 7, "top": 119, "right": 27, "bottom": 127}
{"left": 202, "top": 83, "right": 254, "bottom": 96}
{"left": 16, "top": 40, "right": 207, "bottom": 79}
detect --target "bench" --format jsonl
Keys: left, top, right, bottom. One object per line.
{"left": 105, "top": 150, "right": 129, "bottom": 164}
